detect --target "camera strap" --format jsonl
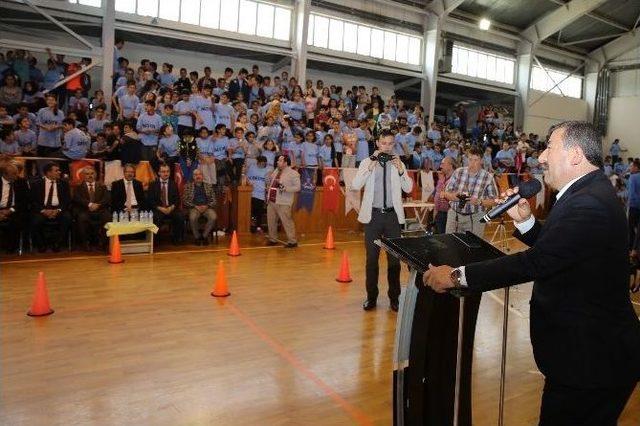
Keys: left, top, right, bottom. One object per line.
{"left": 383, "top": 162, "right": 388, "bottom": 209}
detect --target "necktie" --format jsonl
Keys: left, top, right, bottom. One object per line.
{"left": 125, "top": 181, "right": 132, "bottom": 210}
{"left": 45, "top": 180, "right": 54, "bottom": 208}
{"left": 382, "top": 163, "right": 388, "bottom": 209}
{"left": 88, "top": 183, "right": 95, "bottom": 203}
{"left": 161, "top": 181, "right": 168, "bottom": 207}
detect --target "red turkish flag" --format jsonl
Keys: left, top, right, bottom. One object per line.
{"left": 174, "top": 163, "right": 185, "bottom": 208}
{"left": 322, "top": 168, "right": 340, "bottom": 213}
{"left": 69, "top": 160, "right": 93, "bottom": 186}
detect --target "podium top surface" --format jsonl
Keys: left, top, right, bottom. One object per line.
{"left": 377, "top": 232, "right": 505, "bottom": 274}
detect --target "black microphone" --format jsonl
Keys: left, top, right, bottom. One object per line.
{"left": 479, "top": 179, "right": 542, "bottom": 223}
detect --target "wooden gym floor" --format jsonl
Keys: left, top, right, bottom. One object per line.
{"left": 1, "top": 229, "right": 639, "bottom": 425}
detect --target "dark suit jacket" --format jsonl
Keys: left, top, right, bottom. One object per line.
{"left": 30, "top": 177, "right": 71, "bottom": 212}
{"left": 466, "top": 170, "right": 640, "bottom": 388}
{"left": 228, "top": 78, "right": 251, "bottom": 101}
{"left": 147, "top": 179, "right": 180, "bottom": 210}
{"left": 110, "top": 178, "right": 146, "bottom": 211}
{"left": 0, "top": 177, "right": 28, "bottom": 214}
{"left": 72, "top": 181, "right": 110, "bottom": 213}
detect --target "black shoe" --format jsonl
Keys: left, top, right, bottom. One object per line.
{"left": 390, "top": 300, "right": 399, "bottom": 312}
{"left": 362, "top": 299, "right": 377, "bottom": 311}
{"left": 266, "top": 240, "right": 279, "bottom": 246}
{"left": 284, "top": 242, "right": 298, "bottom": 248}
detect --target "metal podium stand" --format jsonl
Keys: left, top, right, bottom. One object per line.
{"left": 378, "top": 232, "right": 506, "bottom": 426}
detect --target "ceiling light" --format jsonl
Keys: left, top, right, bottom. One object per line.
{"left": 479, "top": 18, "right": 491, "bottom": 31}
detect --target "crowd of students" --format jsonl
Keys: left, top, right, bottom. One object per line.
{"left": 0, "top": 45, "right": 629, "bottom": 254}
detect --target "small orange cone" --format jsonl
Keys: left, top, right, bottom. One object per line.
{"left": 324, "top": 226, "right": 335, "bottom": 250}
{"left": 336, "top": 251, "right": 353, "bottom": 283}
{"left": 27, "top": 272, "right": 54, "bottom": 317}
{"left": 211, "top": 260, "right": 231, "bottom": 297}
{"left": 108, "top": 235, "right": 124, "bottom": 264}
{"left": 228, "top": 231, "right": 241, "bottom": 256}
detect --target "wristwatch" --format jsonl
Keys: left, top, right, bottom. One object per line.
{"left": 450, "top": 267, "right": 463, "bottom": 288}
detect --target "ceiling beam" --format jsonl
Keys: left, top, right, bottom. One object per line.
{"left": 394, "top": 77, "right": 421, "bottom": 90}
{"left": 522, "top": 0, "right": 608, "bottom": 46}
{"left": 427, "top": 0, "right": 466, "bottom": 17}
{"left": 589, "top": 30, "right": 640, "bottom": 65}
{"left": 560, "top": 33, "right": 626, "bottom": 46}
{"left": 546, "top": 0, "right": 631, "bottom": 32}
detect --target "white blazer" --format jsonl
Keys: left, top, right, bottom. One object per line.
{"left": 351, "top": 157, "right": 413, "bottom": 224}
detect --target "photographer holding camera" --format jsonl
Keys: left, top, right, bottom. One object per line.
{"left": 443, "top": 146, "right": 498, "bottom": 237}
{"left": 352, "top": 129, "right": 414, "bottom": 311}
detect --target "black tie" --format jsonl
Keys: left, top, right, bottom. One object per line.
{"left": 88, "top": 183, "right": 95, "bottom": 203}
{"left": 161, "top": 181, "right": 168, "bottom": 207}
{"left": 45, "top": 180, "right": 54, "bottom": 207}
{"left": 383, "top": 163, "right": 388, "bottom": 209}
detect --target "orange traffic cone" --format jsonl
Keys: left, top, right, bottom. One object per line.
{"left": 108, "top": 235, "right": 124, "bottom": 264}
{"left": 324, "top": 226, "right": 335, "bottom": 250}
{"left": 336, "top": 251, "right": 353, "bottom": 283}
{"left": 228, "top": 231, "right": 241, "bottom": 256}
{"left": 27, "top": 272, "right": 54, "bottom": 317}
{"left": 211, "top": 260, "right": 231, "bottom": 297}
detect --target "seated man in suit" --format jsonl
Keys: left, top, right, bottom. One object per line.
{"left": 30, "top": 162, "right": 72, "bottom": 252}
{"left": 110, "top": 163, "right": 146, "bottom": 212}
{"left": 183, "top": 168, "right": 217, "bottom": 245}
{"left": 72, "top": 166, "right": 111, "bottom": 251}
{"left": 0, "top": 160, "right": 29, "bottom": 253}
{"left": 148, "top": 163, "right": 183, "bottom": 245}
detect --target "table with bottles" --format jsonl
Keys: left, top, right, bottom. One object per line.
{"left": 104, "top": 210, "right": 159, "bottom": 255}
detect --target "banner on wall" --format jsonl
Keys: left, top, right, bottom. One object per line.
{"left": 296, "top": 167, "right": 316, "bottom": 212}
{"left": 342, "top": 168, "right": 361, "bottom": 215}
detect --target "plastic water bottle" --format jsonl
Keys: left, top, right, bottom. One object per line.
{"left": 118, "top": 211, "right": 125, "bottom": 222}
{"left": 131, "top": 210, "right": 139, "bottom": 222}
{"left": 148, "top": 210, "right": 154, "bottom": 223}
{"left": 112, "top": 211, "right": 118, "bottom": 223}
{"left": 140, "top": 211, "right": 146, "bottom": 223}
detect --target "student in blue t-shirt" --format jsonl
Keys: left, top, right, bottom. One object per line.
{"left": 118, "top": 81, "right": 139, "bottom": 120}
{"left": 211, "top": 124, "right": 231, "bottom": 184}
{"left": 159, "top": 63, "right": 176, "bottom": 87}
{"left": 213, "top": 92, "right": 235, "bottom": 130}
{"left": 318, "top": 134, "right": 335, "bottom": 168}
{"left": 354, "top": 119, "right": 370, "bottom": 166}
{"left": 175, "top": 90, "right": 194, "bottom": 137}
{"left": 228, "top": 127, "right": 247, "bottom": 184}
{"left": 0, "top": 131, "right": 20, "bottom": 156}
{"left": 301, "top": 131, "right": 319, "bottom": 167}
{"left": 289, "top": 132, "right": 304, "bottom": 168}
{"left": 136, "top": 100, "right": 164, "bottom": 161}
{"left": 246, "top": 155, "right": 273, "bottom": 233}
{"left": 14, "top": 116, "right": 37, "bottom": 156}
{"left": 61, "top": 118, "right": 90, "bottom": 161}
{"left": 36, "top": 93, "right": 65, "bottom": 156}
{"left": 261, "top": 139, "right": 278, "bottom": 168}
{"left": 283, "top": 92, "right": 305, "bottom": 122}
{"left": 157, "top": 124, "right": 180, "bottom": 173}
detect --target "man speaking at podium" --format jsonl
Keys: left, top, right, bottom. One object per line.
{"left": 424, "top": 121, "right": 640, "bottom": 425}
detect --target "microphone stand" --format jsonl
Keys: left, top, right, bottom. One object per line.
{"left": 490, "top": 217, "right": 510, "bottom": 426}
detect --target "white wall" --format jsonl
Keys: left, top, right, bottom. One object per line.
{"left": 524, "top": 89, "right": 588, "bottom": 137}
{"left": 606, "top": 67, "right": 640, "bottom": 158}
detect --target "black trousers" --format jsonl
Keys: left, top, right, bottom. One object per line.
{"left": 31, "top": 211, "right": 72, "bottom": 249}
{"left": 250, "top": 197, "right": 265, "bottom": 230}
{"left": 435, "top": 210, "right": 448, "bottom": 234}
{"left": 364, "top": 210, "right": 401, "bottom": 302}
{"left": 629, "top": 207, "right": 640, "bottom": 249}
{"left": 0, "top": 212, "right": 23, "bottom": 251}
{"left": 153, "top": 208, "right": 184, "bottom": 242}
{"left": 75, "top": 209, "right": 111, "bottom": 246}
{"left": 539, "top": 379, "right": 636, "bottom": 426}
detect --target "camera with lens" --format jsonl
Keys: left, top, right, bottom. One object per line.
{"left": 457, "top": 193, "right": 470, "bottom": 208}
{"left": 370, "top": 152, "right": 393, "bottom": 165}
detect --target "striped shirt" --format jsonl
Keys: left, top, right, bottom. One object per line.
{"left": 445, "top": 166, "right": 497, "bottom": 214}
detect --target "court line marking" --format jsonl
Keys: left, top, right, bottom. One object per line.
{"left": 0, "top": 240, "right": 364, "bottom": 265}
{"left": 225, "top": 301, "right": 374, "bottom": 426}
{"left": 486, "top": 290, "right": 527, "bottom": 319}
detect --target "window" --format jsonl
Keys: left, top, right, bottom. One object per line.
{"left": 451, "top": 43, "right": 516, "bottom": 86}
{"left": 273, "top": 8, "right": 291, "bottom": 41}
{"left": 200, "top": 0, "right": 221, "bottom": 29}
{"left": 115, "top": 0, "right": 135, "bottom": 13}
{"left": 357, "top": 26, "right": 371, "bottom": 56}
{"left": 159, "top": 0, "right": 179, "bottom": 21}
{"left": 181, "top": 0, "right": 200, "bottom": 25}
{"left": 220, "top": 0, "right": 239, "bottom": 32}
{"left": 238, "top": 0, "right": 258, "bottom": 35}
{"left": 256, "top": 3, "right": 275, "bottom": 38}
{"left": 69, "top": 0, "right": 102, "bottom": 6}
{"left": 137, "top": 0, "right": 159, "bottom": 17}
{"left": 530, "top": 65, "right": 582, "bottom": 98}
{"left": 307, "top": 13, "right": 421, "bottom": 66}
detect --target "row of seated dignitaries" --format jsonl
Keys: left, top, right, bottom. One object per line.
{"left": 0, "top": 159, "right": 220, "bottom": 253}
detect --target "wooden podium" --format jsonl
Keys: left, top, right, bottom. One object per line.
{"left": 377, "top": 233, "right": 506, "bottom": 426}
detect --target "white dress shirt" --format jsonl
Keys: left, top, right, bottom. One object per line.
{"left": 44, "top": 177, "right": 59, "bottom": 207}
{"left": 125, "top": 179, "right": 138, "bottom": 206}
{"left": 1, "top": 177, "right": 12, "bottom": 209}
